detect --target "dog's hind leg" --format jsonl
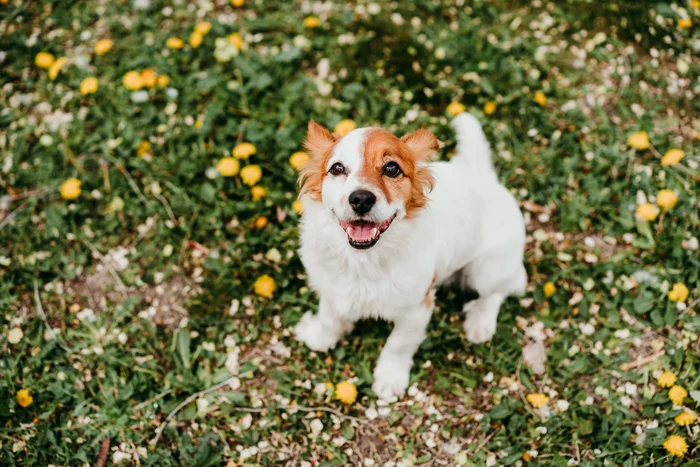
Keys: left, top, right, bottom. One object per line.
{"left": 461, "top": 252, "right": 526, "bottom": 344}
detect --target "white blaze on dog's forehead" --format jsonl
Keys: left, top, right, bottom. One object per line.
{"left": 327, "top": 128, "right": 370, "bottom": 172}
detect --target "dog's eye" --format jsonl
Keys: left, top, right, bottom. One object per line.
{"left": 329, "top": 162, "right": 346, "bottom": 176}
{"left": 382, "top": 162, "right": 402, "bottom": 178}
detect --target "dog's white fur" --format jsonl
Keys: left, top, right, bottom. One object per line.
{"left": 295, "top": 113, "right": 526, "bottom": 400}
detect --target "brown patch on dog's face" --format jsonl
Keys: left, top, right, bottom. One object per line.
{"left": 358, "top": 128, "right": 437, "bottom": 218}
{"left": 298, "top": 121, "right": 337, "bottom": 201}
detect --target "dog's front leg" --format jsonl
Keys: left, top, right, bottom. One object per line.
{"left": 294, "top": 296, "right": 354, "bottom": 353}
{"left": 372, "top": 308, "right": 431, "bottom": 400}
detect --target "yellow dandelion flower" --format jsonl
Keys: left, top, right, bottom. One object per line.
{"left": 335, "top": 381, "right": 358, "bottom": 404}
{"left": 227, "top": 32, "right": 243, "bottom": 49}
{"left": 140, "top": 69, "right": 157, "bottom": 88}
{"left": 543, "top": 282, "right": 556, "bottom": 298}
{"left": 137, "top": 141, "right": 151, "bottom": 158}
{"left": 122, "top": 71, "right": 143, "bottom": 91}
{"left": 292, "top": 200, "right": 304, "bottom": 213}
{"left": 657, "top": 371, "right": 677, "bottom": 388}
{"left": 217, "top": 157, "right": 240, "bottom": 177}
{"left": 194, "top": 118, "right": 204, "bottom": 128}
{"left": 484, "top": 101, "right": 497, "bottom": 115}
{"left": 251, "top": 185, "right": 266, "bottom": 200}
{"left": 231, "top": 0, "right": 245, "bottom": 6}
{"left": 80, "top": 77, "right": 98, "bottom": 95}
{"left": 668, "top": 385, "right": 688, "bottom": 405}
{"left": 668, "top": 283, "right": 689, "bottom": 302}
{"left": 656, "top": 190, "right": 678, "bottom": 210}
{"left": 166, "top": 37, "right": 184, "bottom": 49}
{"left": 661, "top": 149, "right": 684, "bottom": 166}
{"left": 233, "top": 142, "right": 257, "bottom": 159}
{"left": 156, "top": 75, "right": 169, "bottom": 87}
{"left": 35, "top": 52, "right": 55, "bottom": 69}
{"left": 253, "top": 274, "right": 275, "bottom": 298}
{"left": 240, "top": 164, "right": 262, "bottom": 186}
{"left": 678, "top": 18, "right": 692, "bottom": 29}
{"left": 663, "top": 435, "right": 688, "bottom": 457}
{"left": 304, "top": 16, "right": 321, "bottom": 28}
{"left": 94, "top": 39, "right": 114, "bottom": 55}
{"left": 195, "top": 22, "right": 212, "bottom": 35}
{"left": 534, "top": 91, "right": 547, "bottom": 107}
{"left": 334, "top": 119, "right": 356, "bottom": 137}
{"left": 526, "top": 393, "right": 549, "bottom": 408}
{"left": 189, "top": 32, "right": 203, "bottom": 48}
{"left": 16, "top": 389, "right": 33, "bottom": 408}
{"left": 289, "top": 151, "right": 310, "bottom": 170}
{"left": 674, "top": 411, "right": 697, "bottom": 426}
{"left": 60, "top": 178, "right": 81, "bottom": 200}
{"left": 254, "top": 216, "right": 268, "bottom": 229}
{"left": 635, "top": 203, "right": 658, "bottom": 221}
{"left": 627, "top": 131, "right": 649, "bottom": 150}
{"left": 48, "top": 57, "right": 66, "bottom": 80}
{"left": 446, "top": 102, "right": 466, "bottom": 116}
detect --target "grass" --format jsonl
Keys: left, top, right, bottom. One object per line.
{"left": 1, "top": 0, "right": 699, "bottom": 465}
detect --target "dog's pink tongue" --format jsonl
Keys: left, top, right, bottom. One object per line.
{"left": 347, "top": 224, "right": 378, "bottom": 242}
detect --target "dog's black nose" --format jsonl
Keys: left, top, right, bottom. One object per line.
{"left": 349, "top": 190, "right": 376, "bottom": 215}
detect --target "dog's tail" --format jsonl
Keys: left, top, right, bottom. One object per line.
{"left": 450, "top": 113, "right": 496, "bottom": 179}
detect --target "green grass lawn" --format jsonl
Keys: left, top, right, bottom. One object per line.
{"left": 1, "top": 0, "right": 699, "bottom": 465}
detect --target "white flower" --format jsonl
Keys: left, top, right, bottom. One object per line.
{"left": 76, "top": 308, "right": 96, "bottom": 323}
{"left": 228, "top": 299, "right": 240, "bottom": 316}
{"left": 196, "top": 397, "right": 210, "bottom": 416}
{"left": 434, "top": 47, "right": 446, "bottom": 59}
{"left": 130, "top": 90, "right": 149, "bottom": 103}
{"left": 309, "top": 419, "right": 324, "bottom": 437}
{"left": 39, "top": 134, "right": 54, "bottom": 146}
{"left": 8, "top": 327, "right": 23, "bottom": 344}
{"left": 579, "top": 323, "right": 595, "bottom": 336}
{"left": 614, "top": 329, "right": 630, "bottom": 339}
{"left": 43, "top": 110, "right": 73, "bottom": 132}
{"left": 365, "top": 407, "right": 378, "bottom": 420}
{"left": 367, "top": 3, "right": 381, "bottom": 14}
{"left": 133, "top": 0, "right": 151, "bottom": 10}
{"left": 483, "top": 371, "right": 494, "bottom": 383}
{"left": 162, "top": 244, "right": 174, "bottom": 257}
{"left": 117, "top": 332, "right": 128, "bottom": 344}
{"left": 202, "top": 341, "right": 216, "bottom": 352}
{"left": 293, "top": 35, "right": 311, "bottom": 50}
{"left": 109, "top": 247, "right": 130, "bottom": 271}
{"left": 265, "top": 248, "right": 282, "bottom": 263}
{"left": 112, "top": 451, "right": 131, "bottom": 464}
{"left": 205, "top": 167, "right": 219, "bottom": 180}
{"left": 225, "top": 351, "right": 239, "bottom": 374}
{"left": 556, "top": 399, "right": 569, "bottom": 412}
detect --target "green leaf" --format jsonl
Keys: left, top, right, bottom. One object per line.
{"left": 176, "top": 330, "right": 192, "bottom": 369}
{"left": 275, "top": 47, "right": 302, "bottom": 63}
{"left": 199, "top": 183, "right": 216, "bottom": 204}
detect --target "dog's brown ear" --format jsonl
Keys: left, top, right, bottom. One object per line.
{"left": 299, "top": 121, "right": 337, "bottom": 201}
{"left": 401, "top": 129, "right": 439, "bottom": 161}
{"left": 305, "top": 121, "right": 336, "bottom": 159}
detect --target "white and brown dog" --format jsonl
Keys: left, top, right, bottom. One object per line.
{"left": 294, "top": 113, "right": 527, "bottom": 400}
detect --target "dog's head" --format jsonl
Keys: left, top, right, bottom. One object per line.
{"left": 299, "top": 121, "right": 437, "bottom": 250}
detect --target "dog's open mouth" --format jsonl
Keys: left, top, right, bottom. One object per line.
{"left": 339, "top": 215, "right": 396, "bottom": 250}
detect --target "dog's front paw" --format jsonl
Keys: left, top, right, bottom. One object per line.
{"left": 463, "top": 301, "right": 497, "bottom": 344}
{"left": 372, "top": 358, "right": 410, "bottom": 401}
{"left": 294, "top": 312, "right": 338, "bottom": 352}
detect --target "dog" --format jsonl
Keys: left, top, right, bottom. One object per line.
{"left": 294, "top": 113, "right": 527, "bottom": 400}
